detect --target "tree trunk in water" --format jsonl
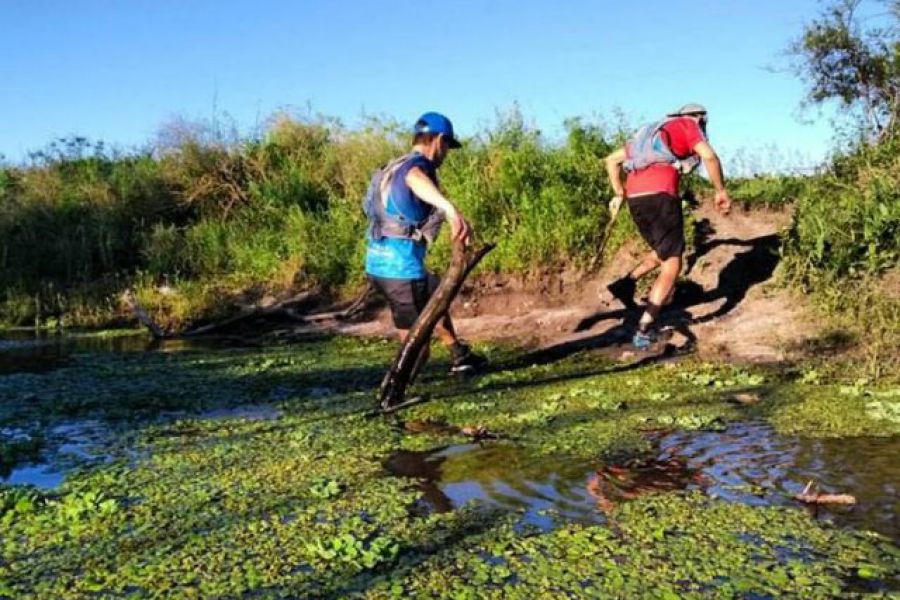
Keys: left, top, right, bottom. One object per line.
{"left": 377, "top": 240, "right": 495, "bottom": 409}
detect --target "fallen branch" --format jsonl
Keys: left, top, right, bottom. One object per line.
{"left": 181, "top": 289, "right": 319, "bottom": 337}
{"left": 123, "top": 288, "right": 320, "bottom": 339}
{"left": 377, "top": 240, "right": 495, "bottom": 410}
{"left": 794, "top": 480, "right": 857, "bottom": 505}
{"left": 121, "top": 290, "right": 167, "bottom": 339}
{"left": 299, "top": 282, "right": 376, "bottom": 323}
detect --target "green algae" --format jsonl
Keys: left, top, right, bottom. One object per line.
{"left": 0, "top": 336, "right": 898, "bottom": 598}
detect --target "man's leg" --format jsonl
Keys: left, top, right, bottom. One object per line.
{"left": 607, "top": 251, "right": 659, "bottom": 309}
{"left": 626, "top": 193, "right": 686, "bottom": 348}
{"left": 638, "top": 255, "right": 681, "bottom": 332}
{"left": 628, "top": 252, "right": 662, "bottom": 281}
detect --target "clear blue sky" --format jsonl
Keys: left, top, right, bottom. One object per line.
{"left": 1, "top": 0, "right": 837, "bottom": 172}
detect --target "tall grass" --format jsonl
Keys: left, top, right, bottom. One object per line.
{"left": 0, "top": 111, "right": 623, "bottom": 328}
{"left": 781, "top": 132, "right": 900, "bottom": 374}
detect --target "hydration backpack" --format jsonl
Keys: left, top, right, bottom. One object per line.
{"left": 362, "top": 154, "right": 444, "bottom": 243}
{"left": 623, "top": 119, "right": 702, "bottom": 174}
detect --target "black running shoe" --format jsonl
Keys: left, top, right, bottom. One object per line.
{"left": 450, "top": 344, "right": 488, "bottom": 374}
{"left": 606, "top": 276, "right": 637, "bottom": 309}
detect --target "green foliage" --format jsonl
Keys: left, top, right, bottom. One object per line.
{"left": 0, "top": 486, "right": 44, "bottom": 525}
{"left": 433, "top": 111, "right": 616, "bottom": 272}
{"left": 791, "top": 0, "right": 899, "bottom": 139}
{"left": 308, "top": 476, "right": 344, "bottom": 499}
{"left": 780, "top": 133, "right": 900, "bottom": 373}
{"left": 784, "top": 135, "right": 900, "bottom": 280}
{"left": 0, "top": 112, "right": 622, "bottom": 328}
{"left": 728, "top": 173, "right": 812, "bottom": 207}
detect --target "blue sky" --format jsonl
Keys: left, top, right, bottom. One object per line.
{"left": 1, "top": 0, "right": 838, "bottom": 171}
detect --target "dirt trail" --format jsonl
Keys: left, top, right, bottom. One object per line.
{"left": 331, "top": 205, "right": 817, "bottom": 363}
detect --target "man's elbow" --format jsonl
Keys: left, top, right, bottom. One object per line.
{"left": 605, "top": 148, "right": 625, "bottom": 163}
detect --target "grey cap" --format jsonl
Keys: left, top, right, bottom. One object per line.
{"left": 668, "top": 103, "right": 708, "bottom": 117}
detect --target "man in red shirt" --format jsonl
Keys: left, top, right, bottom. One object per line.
{"left": 603, "top": 104, "right": 731, "bottom": 348}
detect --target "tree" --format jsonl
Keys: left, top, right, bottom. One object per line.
{"left": 792, "top": 0, "right": 900, "bottom": 140}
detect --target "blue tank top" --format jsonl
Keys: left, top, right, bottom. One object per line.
{"left": 365, "top": 153, "right": 438, "bottom": 280}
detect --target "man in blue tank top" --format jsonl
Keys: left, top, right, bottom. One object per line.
{"left": 365, "top": 112, "right": 487, "bottom": 373}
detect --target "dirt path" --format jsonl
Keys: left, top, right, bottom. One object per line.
{"left": 329, "top": 205, "right": 817, "bottom": 363}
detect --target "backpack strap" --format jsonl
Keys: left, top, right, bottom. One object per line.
{"left": 368, "top": 153, "right": 433, "bottom": 242}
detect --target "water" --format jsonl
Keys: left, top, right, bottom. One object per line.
{"left": 0, "top": 329, "right": 284, "bottom": 488}
{"left": 1, "top": 418, "right": 111, "bottom": 488}
{"left": 0, "top": 329, "right": 237, "bottom": 375}
{"left": 385, "top": 421, "right": 900, "bottom": 541}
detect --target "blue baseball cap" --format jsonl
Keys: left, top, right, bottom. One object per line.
{"left": 413, "top": 112, "right": 462, "bottom": 148}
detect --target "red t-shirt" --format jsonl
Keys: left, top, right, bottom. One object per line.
{"left": 625, "top": 117, "right": 705, "bottom": 197}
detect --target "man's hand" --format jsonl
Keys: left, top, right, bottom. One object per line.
{"left": 448, "top": 210, "right": 471, "bottom": 245}
{"left": 714, "top": 189, "right": 732, "bottom": 215}
{"left": 608, "top": 195, "right": 624, "bottom": 218}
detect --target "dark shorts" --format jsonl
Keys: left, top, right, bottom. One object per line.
{"left": 368, "top": 273, "right": 439, "bottom": 330}
{"left": 627, "top": 193, "right": 685, "bottom": 260}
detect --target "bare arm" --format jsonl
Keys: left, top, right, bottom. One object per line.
{"left": 693, "top": 141, "right": 731, "bottom": 214}
{"left": 405, "top": 167, "right": 470, "bottom": 243}
{"left": 604, "top": 148, "right": 627, "bottom": 197}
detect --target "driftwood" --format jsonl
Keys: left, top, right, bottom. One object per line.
{"left": 377, "top": 240, "right": 495, "bottom": 410}
{"left": 181, "top": 289, "right": 318, "bottom": 337}
{"left": 794, "top": 480, "right": 857, "bottom": 505}
{"left": 298, "top": 282, "right": 376, "bottom": 323}
{"left": 121, "top": 290, "right": 167, "bottom": 339}
{"left": 123, "top": 288, "right": 319, "bottom": 339}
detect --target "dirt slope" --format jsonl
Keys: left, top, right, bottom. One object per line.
{"left": 331, "top": 204, "right": 817, "bottom": 363}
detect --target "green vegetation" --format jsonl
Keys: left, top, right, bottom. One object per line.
{"left": 0, "top": 112, "right": 626, "bottom": 330}
{"left": 1, "top": 337, "right": 899, "bottom": 598}
{"left": 777, "top": 0, "right": 900, "bottom": 372}
{"left": 3, "top": 107, "right": 896, "bottom": 371}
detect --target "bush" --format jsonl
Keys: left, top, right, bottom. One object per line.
{"left": 784, "top": 134, "right": 900, "bottom": 281}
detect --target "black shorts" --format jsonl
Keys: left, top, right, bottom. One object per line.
{"left": 368, "top": 273, "right": 440, "bottom": 330}
{"left": 627, "top": 193, "right": 685, "bottom": 260}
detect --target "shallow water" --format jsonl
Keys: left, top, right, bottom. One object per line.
{"left": 0, "top": 329, "right": 239, "bottom": 375}
{"left": 0, "top": 418, "right": 112, "bottom": 488}
{"left": 0, "top": 329, "right": 285, "bottom": 488}
{"left": 385, "top": 421, "right": 900, "bottom": 541}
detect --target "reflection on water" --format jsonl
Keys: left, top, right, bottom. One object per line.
{"left": 385, "top": 422, "right": 900, "bottom": 541}
{"left": 0, "top": 329, "right": 241, "bottom": 375}
{"left": 663, "top": 422, "right": 900, "bottom": 540}
{"left": 0, "top": 418, "right": 112, "bottom": 488}
{"left": 386, "top": 445, "right": 602, "bottom": 530}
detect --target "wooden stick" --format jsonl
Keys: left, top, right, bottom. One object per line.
{"left": 377, "top": 240, "right": 495, "bottom": 410}
{"left": 587, "top": 208, "right": 620, "bottom": 272}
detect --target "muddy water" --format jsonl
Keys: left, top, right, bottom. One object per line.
{"left": 385, "top": 422, "right": 900, "bottom": 541}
